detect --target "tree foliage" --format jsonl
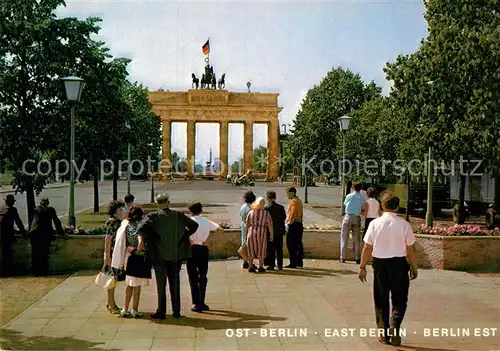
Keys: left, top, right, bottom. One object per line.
{"left": 384, "top": 0, "right": 500, "bottom": 176}
{"left": 287, "top": 67, "right": 382, "bottom": 174}
{"left": 0, "top": 0, "right": 161, "bottom": 220}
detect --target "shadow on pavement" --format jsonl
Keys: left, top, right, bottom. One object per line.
{"left": 150, "top": 309, "right": 286, "bottom": 330}
{"left": 398, "top": 346, "right": 464, "bottom": 351}
{"left": 265, "top": 267, "right": 357, "bottom": 278}
{"left": 0, "top": 329, "right": 119, "bottom": 350}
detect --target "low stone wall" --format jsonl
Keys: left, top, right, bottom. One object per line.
{"left": 3, "top": 230, "right": 499, "bottom": 275}
{"left": 415, "top": 234, "right": 500, "bottom": 270}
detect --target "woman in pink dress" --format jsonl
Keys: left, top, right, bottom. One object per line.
{"left": 246, "top": 197, "right": 274, "bottom": 273}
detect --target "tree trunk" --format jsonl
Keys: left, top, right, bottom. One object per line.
{"left": 93, "top": 165, "right": 100, "bottom": 213}
{"left": 346, "top": 180, "right": 352, "bottom": 196}
{"left": 458, "top": 174, "right": 467, "bottom": 224}
{"left": 25, "top": 179, "right": 36, "bottom": 228}
{"left": 112, "top": 158, "right": 118, "bottom": 200}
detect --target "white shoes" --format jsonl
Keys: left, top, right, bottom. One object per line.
{"left": 131, "top": 310, "right": 142, "bottom": 318}
{"left": 119, "top": 309, "right": 130, "bottom": 317}
{"left": 119, "top": 308, "right": 142, "bottom": 318}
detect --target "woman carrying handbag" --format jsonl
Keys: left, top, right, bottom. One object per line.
{"left": 95, "top": 200, "right": 125, "bottom": 314}
{"left": 112, "top": 206, "right": 151, "bottom": 318}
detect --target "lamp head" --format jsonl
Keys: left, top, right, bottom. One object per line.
{"left": 338, "top": 115, "right": 351, "bottom": 131}
{"left": 61, "top": 76, "right": 85, "bottom": 103}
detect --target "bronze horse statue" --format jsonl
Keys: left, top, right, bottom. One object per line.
{"left": 200, "top": 65, "right": 216, "bottom": 89}
{"left": 218, "top": 73, "right": 225, "bottom": 89}
{"left": 191, "top": 73, "right": 199, "bottom": 89}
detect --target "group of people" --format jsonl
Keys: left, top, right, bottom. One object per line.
{"left": 0, "top": 195, "right": 65, "bottom": 277}
{"left": 99, "top": 186, "right": 305, "bottom": 319}
{"left": 100, "top": 193, "right": 223, "bottom": 319}
{"left": 239, "top": 186, "right": 304, "bottom": 272}
{"left": 2, "top": 183, "right": 420, "bottom": 347}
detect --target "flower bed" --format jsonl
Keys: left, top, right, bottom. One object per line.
{"left": 415, "top": 224, "right": 500, "bottom": 237}
{"left": 304, "top": 224, "right": 340, "bottom": 230}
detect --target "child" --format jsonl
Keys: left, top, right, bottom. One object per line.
{"left": 187, "top": 201, "right": 222, "bottom": 312}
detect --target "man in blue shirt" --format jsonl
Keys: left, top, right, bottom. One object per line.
{"left": 340, "top": 182, "right": 366, "bottom": 264}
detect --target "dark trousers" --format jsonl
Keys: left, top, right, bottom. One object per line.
{"left": 265, "top": 233, "right": 283, "bottom": 268}
{"left": 154, "top": 260, "right": 182, "bottom": 316}
{"left": 364, "top": 217, "right": 375, "bottom": 235}
{"left": 373, "top": 257, "right": 410, "bottom": 340}
{"left": 286, "top": 222, "right": 304, "bottom": 267}
{"left": 187, "top": 245, "right": 209, "bottom": 307}
{"left": 31, "top": 238, "right": 51, "bottom": 276}
{"left": 1, "top": 243, "right": 14, "bottom": 277}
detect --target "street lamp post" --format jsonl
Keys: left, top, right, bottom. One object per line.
{"left": 425, "top": 146, "right": 434, "bottom": 227}
{"left": 125, "top": 122, "right": 131, "bottom": 194}
{"left": 304, "top": 170, "right": 308, "bottom": 203}
{"left": 61, "top": 76, "right": 85, "bottom": 228}
{"left": 339, "top": 115, "right": 351, "bottom": 216}
{"left": 149, "top": 143, "right": 155, "bottom": 203}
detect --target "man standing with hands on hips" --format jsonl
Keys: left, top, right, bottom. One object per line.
{"left": 358, "top": 191, "right": 418, "bottom": 346}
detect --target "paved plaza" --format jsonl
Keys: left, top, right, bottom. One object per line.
{"left": 7, "top": 180, "right": 342, "bottom": 227}
{"left": 2, "top": 260, "right": 499, "bottom": 351}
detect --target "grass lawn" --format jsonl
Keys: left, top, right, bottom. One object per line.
{"left": 0, "top": 171, "right": 13, "bottom": 186}
{"left": 0, "top": 275, "right": 68, "bottom": 326}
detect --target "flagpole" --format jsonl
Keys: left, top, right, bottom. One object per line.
{"left": 207, "top": 37, "right": 210, "bottom": 66}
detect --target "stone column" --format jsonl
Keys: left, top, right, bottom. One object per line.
{"left": 243, "top": 120, "right": 253, "bottom": 173}
{"left": 162, "top": 120, "right": 171, "bottom": 174}
{"left": 267, "top": 119, "right": 280, "bottom": 180}
{"left": 186, "top": 120, "right": 196, "bottom": 179}
{"left": 219, "top": 121, "right": 229, "bottom": 178}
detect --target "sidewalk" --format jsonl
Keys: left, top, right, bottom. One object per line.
{"left": 2, "top": 260, "right": 499, "bottom": 350}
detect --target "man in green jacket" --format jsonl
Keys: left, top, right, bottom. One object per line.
{"left": 137, "top": 193, "right": 198, "bottom": 319}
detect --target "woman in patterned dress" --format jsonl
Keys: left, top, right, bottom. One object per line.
{"left": 239, "top": 191, "right": 256, "bottom": 269}
{"left": 102, "top": 200, "right": 125, "bottom": 314}
{"left": 246, "top": 197, "right": 274, "bottom": 273}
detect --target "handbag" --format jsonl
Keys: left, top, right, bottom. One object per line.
{"left": 95, "top": 272, "right": 116, "bottom": 290}
{"left": 237, "top": 243, "right": 248, "bottom": 261}
{"left": 126, "top": 253, "right": 152, "bottom": 279}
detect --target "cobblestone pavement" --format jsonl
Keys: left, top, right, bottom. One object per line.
{"left": 2, "top": 260, "right": 499, "bottom": 350}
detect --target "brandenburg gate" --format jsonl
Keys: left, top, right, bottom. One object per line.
{"left": 148, "top": 88, "right": 282, "bottom": 180}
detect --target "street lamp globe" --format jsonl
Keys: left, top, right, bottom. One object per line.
{"left": 339, "top": 115, "right": 351, "bottom": 131}
{"left": 62, "top": 76, "right": 85, "bottom": 103}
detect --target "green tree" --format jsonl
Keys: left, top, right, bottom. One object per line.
{"left": 288, "top": 67, "right": 382, "bottom": 177}
{"left": 253, "top": 146, "right": 267, "bottom": 173}
{"left": 343, "top": 97, "right": 405, "bottom": 183}
{"left": 122, "top": 81, "right": 162, "bottom": 180}
{"left": 0, "top": 0, "right": 109, "bottom": 223}
{"left": 384, "top": 0, "right": 500, "bottom": 222}
{"left": 231, "top": 158, "right": 243, "bottom": 174}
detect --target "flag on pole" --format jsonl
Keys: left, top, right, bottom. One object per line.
{"left": 202, "top": 39, "right": 210, "bottom": 55}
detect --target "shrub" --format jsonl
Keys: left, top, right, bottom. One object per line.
{"left": 415, "top": 224, "right": 500, "bottom": 236}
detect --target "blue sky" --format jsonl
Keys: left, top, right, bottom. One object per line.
{"left": 57, "top": 0, "right": 428, "bottom": 164}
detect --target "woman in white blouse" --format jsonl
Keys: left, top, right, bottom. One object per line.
{"left": 364, "top": 188, "right": 382, "bottom": 235}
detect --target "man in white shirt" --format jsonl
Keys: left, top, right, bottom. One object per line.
{"left": 187, "top": 201, "right": 222, "bottom": 313}
{"left": 358, "top": 191, "right": 418, "bottom": 347}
